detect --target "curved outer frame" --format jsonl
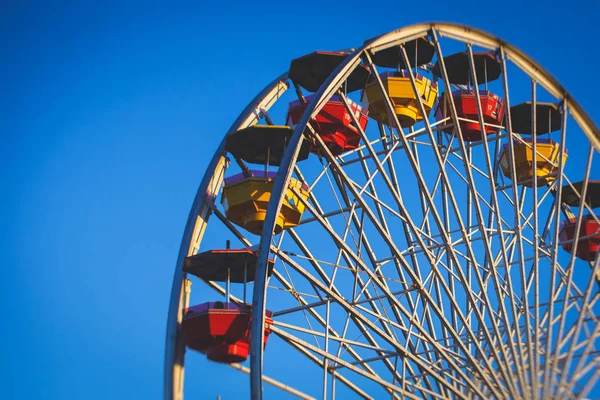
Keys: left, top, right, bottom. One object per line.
{"left": 249, "top": 22, "right": 600, "bottom": 399}
{"left": 164, "top": 22, "right": 600, "bottom": 400}
{"left": 164, "top": 74, "right": 290, "bottom": 400}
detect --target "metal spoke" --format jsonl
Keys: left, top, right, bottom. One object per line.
{"left": 300, "top": 129, "right": 506, "bottom": 397}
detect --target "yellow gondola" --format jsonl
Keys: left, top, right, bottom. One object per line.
{"left": 499, "top": 138, "right": 567, "bottom": 187}
{"left": 363, "top": 71, "right": 438, "bottom": 127}
{"left": 221, "top": 171, "right": 309, "bottom": 235}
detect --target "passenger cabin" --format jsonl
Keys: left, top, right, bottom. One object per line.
{"left": 558, "top": 181, "right": 600, "bottom": 262}
{"left": 436, "top": 89, "right": 505, "bottom": 141}
{"left": 221, "top": 170, "right": 309, "bottom": 235}
{"left": 498, "top": 138, "right": 567, "bottom": 187}
{"left": 289, "top": 51, "right": 370, "bottom": 93}
{"left": 182, "top": 248, "right": 276, "bottom": 363}
{"left": 559, "top": 181, "right": 600, "bottom": 209}
{"left": 184, "top": 248, "right": 275, "bottom": 283}
{"left": 368, "top": 37, "right": 435, "bottom": 70}
{"left": 286, "top": 95, "right": 369, "bottom": 156}
{"left": 364, "top": 71, "right": 438, "bottom": 127}
{"left": 434, "top": 52, "right": 504, "bottom": 142}
{"left": 225, "top": 125, "right": 310, "bottom": 166}
{"left": 510, "top": 102, "right": 561, "bottom": 135}
{"left": 559, "top": 216, "right": 600, "bottom": 262}
{"left": 182, "top": 302, "right": 273, "bottom": 363}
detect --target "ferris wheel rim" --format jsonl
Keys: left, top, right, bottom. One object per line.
{"left": 163, "top": 22, "right": 600, "bottom": 400}
{"left": 164, "top": 73, "right": 291, "bottom": 400}
{"left": 249, "top": 22, "right": 600, "bottom": 400}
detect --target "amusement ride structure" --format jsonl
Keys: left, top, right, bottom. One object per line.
{"left": 165, "top": 23, "right": 600, "bottom": 399}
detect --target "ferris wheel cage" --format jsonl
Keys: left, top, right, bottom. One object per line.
{"left": 164, "top": 22, "right": 600, "bottom": 400}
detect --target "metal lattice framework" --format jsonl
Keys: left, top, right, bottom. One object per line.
{"left": 165, "top": 23, "right": 600, "bottom": 400}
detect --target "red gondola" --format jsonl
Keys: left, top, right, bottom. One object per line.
{"left": 559, "top": 215, "right": 600, "bottom": 262}
{"left": 287, "top": 95, "right": 368, "bottom": 156}
{"left": 182, "top": 302, "right": 273, "bottom": 364}
{"left": 436, "top": 89, "right": 505, "bottom": 142}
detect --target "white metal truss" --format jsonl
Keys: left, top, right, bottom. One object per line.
{"left": 165, "top": 23, "right": 600, "bottom": 400}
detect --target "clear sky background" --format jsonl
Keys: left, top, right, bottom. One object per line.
{"left": 4, "top": 1, "right": 600, "bottom": 399}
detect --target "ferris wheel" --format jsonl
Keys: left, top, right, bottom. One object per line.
{"left": 164, "top": 23, "right": 600, "bottom": 400}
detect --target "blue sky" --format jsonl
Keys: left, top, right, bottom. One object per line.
{"left": 4, "top": 1, "right": 600, "bottom": 399}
